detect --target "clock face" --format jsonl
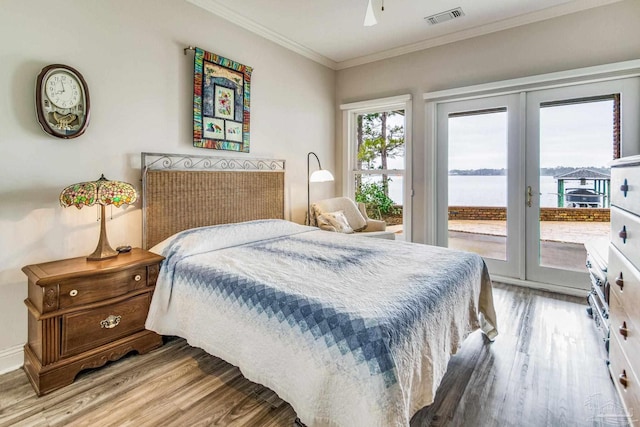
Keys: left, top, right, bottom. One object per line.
{"left": 36, "top": 64, "right": 90, "bottom": 139}
{"left": 45, "top": 71, "right": 81, "bottom": 109}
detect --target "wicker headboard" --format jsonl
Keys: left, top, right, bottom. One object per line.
{"left": 141, "top": 152, "right": 285, "bottom": 249}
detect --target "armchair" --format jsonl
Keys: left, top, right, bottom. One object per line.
{"left": 310, "top": 197, "right": 395, "bottom": 240}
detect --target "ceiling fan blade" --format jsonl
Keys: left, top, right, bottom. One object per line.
{"left": 364, "top": 0, "right": 377, "bottom": 26}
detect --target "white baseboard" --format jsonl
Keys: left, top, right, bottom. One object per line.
{"left": 0, "top": 344, "right": 23, "bottom": 375}
{"left": 491, "top": 275, "right": 589, "bottom": 298}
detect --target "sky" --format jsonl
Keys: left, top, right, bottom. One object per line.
{"left": 448, "top": 99, "right": 614, "bottom": 171}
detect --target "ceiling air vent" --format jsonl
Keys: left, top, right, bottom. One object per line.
{"left": 424, "top": 7, "right": 465, "bottom": 25}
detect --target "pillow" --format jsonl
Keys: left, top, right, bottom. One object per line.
{"left": 148, "top": 233, "right": 179, "bottom": 255}
{"left": 317, "top": 210, "right": 354, "bottom": 234}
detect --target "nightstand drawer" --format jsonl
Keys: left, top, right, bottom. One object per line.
{"left": 59, "top": 267, "right": 148, "bottom": 309}
{"left": 61, "top": 294, "right": 150, "bottom": 357}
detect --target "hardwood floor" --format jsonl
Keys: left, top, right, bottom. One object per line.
{"left": 0, "top": 283, "right": 627, "bottom": 426}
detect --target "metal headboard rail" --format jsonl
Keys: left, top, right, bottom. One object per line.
{"left": 141, "top": 152, "right": 285, "bottom": 173}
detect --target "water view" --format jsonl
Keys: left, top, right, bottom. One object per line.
{"left": 450, "top": 175, "right": 564, "bottom": 207}
{"left": 388, "top": 175, "right": 589, "bottom": 207}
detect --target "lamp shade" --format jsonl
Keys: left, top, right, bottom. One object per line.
{"left": 309, "top": 169, "right": 335, "bottom": 183}
{"left": 60, "top": 174, "right": 137, "bottom": 261}
{"left": 60, "top": 174, "right": 137, "bottom": 209}
{"left": 307, "top": 152, "right": 334, "bottom": 226}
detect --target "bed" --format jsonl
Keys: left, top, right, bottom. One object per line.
{"left": 140, "top": 153, "right": 498, "bottom": 427}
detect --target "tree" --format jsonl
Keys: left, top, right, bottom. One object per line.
{"left": 355, "top": 111, "right": 405, "bottom": 216}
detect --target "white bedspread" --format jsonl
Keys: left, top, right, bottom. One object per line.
{"left": 146, "top": 219, "right": 497, "bottom": 426}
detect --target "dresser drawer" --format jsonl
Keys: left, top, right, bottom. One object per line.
{"left": 610, "top": 207, "right": 640, "bottom": 268}
{"left": 609, "top": 333, "right": 640, "bottom": 423}
{"left": 612, "top": 163, "right": 640, "bottom": 214}
{"left": 61, "top": 293, "right": 150, "bottom": 357}
{"left": 608, "top": 245, "right": 640, "bottom": 313}
{"left": 610, "top": 291, "right": 640, "bottom": 363}
{"left": 58, "top": 267, "right": 148, "bottom": 309}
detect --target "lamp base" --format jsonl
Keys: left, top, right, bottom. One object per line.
{"left": 87, "top": 204, "right": 119, "bottom": 261}
{"left": 87, "top": 245, "right": 119, "bottom": 261}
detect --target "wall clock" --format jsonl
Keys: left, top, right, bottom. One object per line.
{"left": 36, "top": 64, "right": 90, "bottom": 139}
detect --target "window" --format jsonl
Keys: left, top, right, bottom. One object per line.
{"left": 341, "top": 95, "right": 412, "bottom": 240}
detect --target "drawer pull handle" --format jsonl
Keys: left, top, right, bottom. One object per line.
{"left": 621, "top": 179, "right": 629, "bottom": 197}
{"left": 620, "top": 321, "right": 629, "bottom": 339}
{"left": 616, "top": 273, "right": 624, "bottom": 290}
{"left": 134, "top": 274, "right": 142, "bottom": 282}
{"left": 619, "top": 226, "right": 627, "bottom": 243}
{"left": 100, "top": 315, "right": 122, "bottom": 329}
{"left": 620, "top": 370, "right": 629, "bottom": 389}
{"left": 69, "top": 289, "right": 78, "bottom": 297}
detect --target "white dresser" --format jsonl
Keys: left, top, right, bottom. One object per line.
{"left": 609, "top": 155, "right": 640, "bottom": 423}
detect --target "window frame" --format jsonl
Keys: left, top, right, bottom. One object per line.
{"left": 340, "top": 94, "right": 412, "bottom": 240}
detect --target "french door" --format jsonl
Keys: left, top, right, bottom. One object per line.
{"left": 437, "top": 78, "right": 639, "bottom": 290}
{"left": 524, "top": 80, "right": 637, "bottom": 286}
{"left": 437, "top": 95, "right": 521, "bottom": 279}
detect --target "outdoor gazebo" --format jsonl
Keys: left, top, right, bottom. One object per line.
{"left": 554, "top": 168, "right": 611, "bottom": 208}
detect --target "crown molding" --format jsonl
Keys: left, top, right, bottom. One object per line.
{"left": 422, "top": 58, "right": 640, "bottom": 101}
{"left": 186, "top": 0, "right": 337, "bottom": 69}
{"left": 187, "top": 0, "right": 623, "bottom": 71}
{"left": 336, "top": 0, "right": 624, "bottom": 70}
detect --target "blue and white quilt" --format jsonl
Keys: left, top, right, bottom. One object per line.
{"left": 146, "top": 219, "right": 498, "bottom": 427}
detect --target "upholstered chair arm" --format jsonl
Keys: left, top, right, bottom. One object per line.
{"left": 356, "top": 202, "right": 387, "bottom": 231}
{"left": 364, "top": 219, "right": 386, "bottom": 232}
{"left": 357, "top": 202, "right": 372, "bottom": 220}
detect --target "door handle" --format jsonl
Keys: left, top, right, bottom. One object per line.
{"left": 527, "top": 186, "right": 533, "bottom": 207}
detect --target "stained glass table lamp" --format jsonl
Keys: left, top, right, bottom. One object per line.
{"left": 59, "top": 174, "right": 137, "bottom": 260}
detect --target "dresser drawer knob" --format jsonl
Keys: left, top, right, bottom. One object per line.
{"left": 134, "top": 274, "right": 142, "bottom": 282}
{"left": 616, "top": 273, "right": 624, "bottom": 290}
{"left": 69, "top": 289, "right": 78, "bottom": 297}
{"left": 619, "top": 226, "right": 627, "bottom": 243}
{"left": 100, "top": 315, "right": 122, "bottom": 329}
{"left": 620, "top": 321, "right": 629, "bottom": 339}
{"left": 621, "top": 179, "right": 629, "bottom": 197}
{"left": 620, "top": 370, "right": 629, "bottom": 389}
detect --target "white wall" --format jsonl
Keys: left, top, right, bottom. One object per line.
{"left": 336, "top": 0, "right": 640, "bottom": 244}
{"left": 0, "top": 0, "right": 335, "bottom": 372}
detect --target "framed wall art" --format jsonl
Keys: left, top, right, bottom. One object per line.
{"left": 193, "top": 47, "right": 252, "bottom": 152}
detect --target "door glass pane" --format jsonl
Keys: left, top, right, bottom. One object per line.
{"left": 448, "top": 109, "right": 508, "bottom": 261}
{"left": 538, "top": 99, "right": 614, "bottom": 271}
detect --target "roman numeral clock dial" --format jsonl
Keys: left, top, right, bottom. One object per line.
{"left": 36, "top": 64, "right": 90, "bottom": 139}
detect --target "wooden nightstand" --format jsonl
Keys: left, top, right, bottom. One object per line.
{"left": 22, "top": 248, "right": 164, "bottom": 396}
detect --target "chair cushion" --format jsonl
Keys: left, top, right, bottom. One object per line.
{"left": 312, "top": 197, "right": 367, "bottom": 231}
{"left": 317, "top": 210, "right": 354, "bottom": 234}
